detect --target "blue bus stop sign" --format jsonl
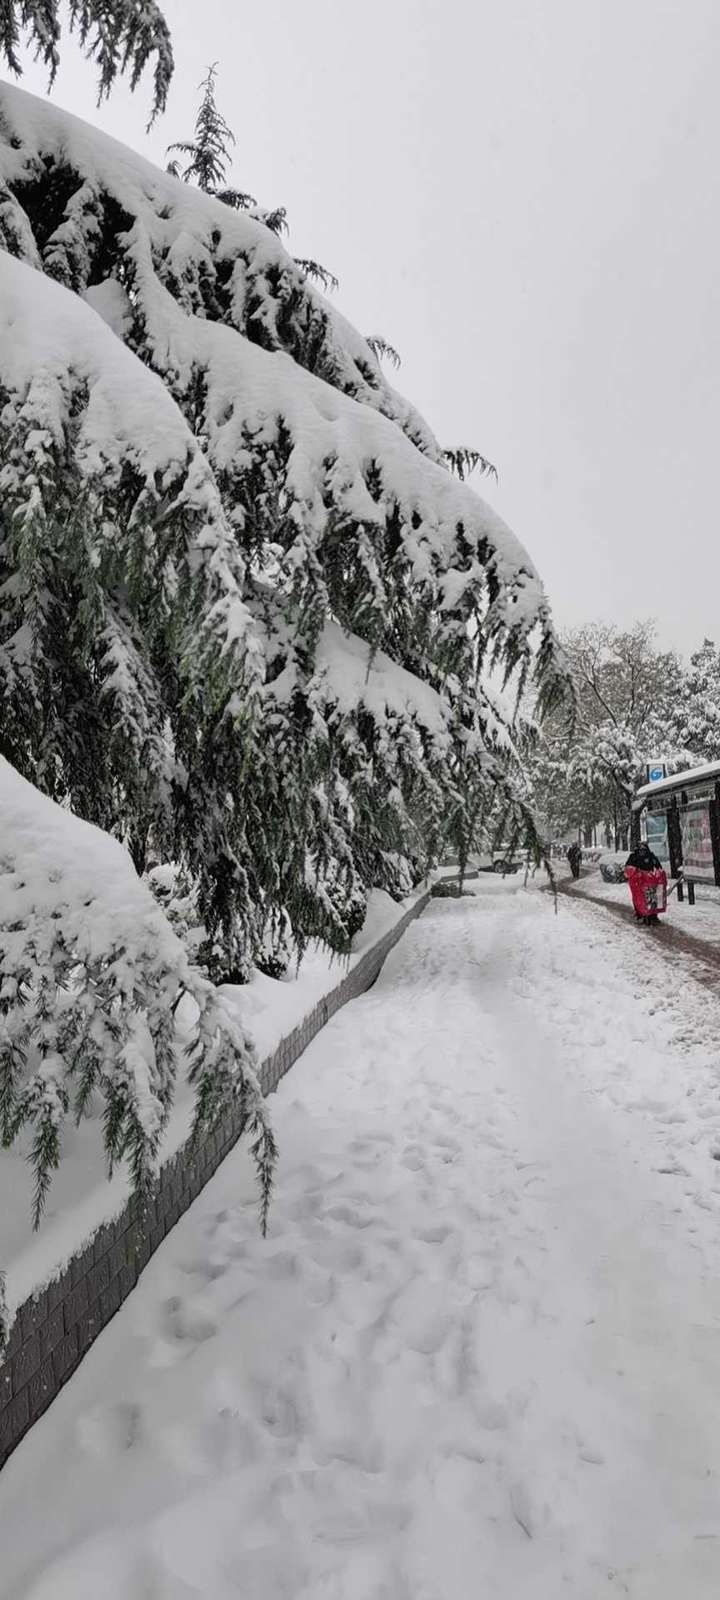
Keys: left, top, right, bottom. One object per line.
{"left": 647, "top": 764, "right": 665, "bottom": 783}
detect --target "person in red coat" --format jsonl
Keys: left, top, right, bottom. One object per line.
{"left": 625, "top": 840, "right": 666, "bottom": 923}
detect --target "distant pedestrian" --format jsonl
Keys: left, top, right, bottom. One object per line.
{"left": 567, "top": 841, "right": 582, "bottom": 879}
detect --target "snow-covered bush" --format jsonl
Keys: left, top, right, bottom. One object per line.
{"left": 0, "top": 81, "right": 568, "bottom": 979}
{"left": 0, "top": 759, "right": 275, "bottom": 1228}
{"left": 431, "top": 881, "right": 470, "bottom": 899}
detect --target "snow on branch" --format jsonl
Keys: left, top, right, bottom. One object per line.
{"left": 0, "top": 82, "right": 443, "bottom": 461}
{"left": 294, "top": 258, "right": 339, "bottom": 294}
{"left": 0, "top": 82, "right": 571, "bottom": 966}
{"left": 0, "top": 88, "right": 557, "bottom": 658}
{"left": 0, "top": 250, "right": 261, "bottom": 719}
{"left": 365, "top": 336, "right": 402, "bottom": 369}
{"left": 0, "top": 251, "right": 264, "bottom": 967}
{"left": 0, "top": 759, "right": 274, "bottom": 1231}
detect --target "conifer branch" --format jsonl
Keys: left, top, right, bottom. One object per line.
{"left": 1, "top": 0, "right": 174, "bottom": 125}
{"left": 443, "top": 446, "right": 498, "bottom": 483}
{"left": 294, "top": 258, "right": 339, "bottom": 293}
{"left": 366, "top": 335, "right": 402, "bottom": 369}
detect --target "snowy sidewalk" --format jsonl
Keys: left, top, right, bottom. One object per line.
{"left": 3, "top": 883, "right": 720, "bottom": 1598}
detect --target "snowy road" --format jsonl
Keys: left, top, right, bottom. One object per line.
{"left": 3, "top": 882, "right": 720, "bottom": 1598}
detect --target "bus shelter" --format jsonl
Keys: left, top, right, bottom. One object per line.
{"left": 633, "top": 761, "right": 720, "bottom": 905}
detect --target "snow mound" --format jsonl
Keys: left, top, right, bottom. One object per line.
{"left": 0, "top": 759, "right": 272, "bottom": 1235}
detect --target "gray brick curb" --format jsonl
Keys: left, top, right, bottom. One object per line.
{"left": 0, "top": 887, "right": 431, "bottom": 1471}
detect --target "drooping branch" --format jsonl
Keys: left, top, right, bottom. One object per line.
{"left": 1, "top": 0, "right": 173, "bottom": 125}
{"left": 443, "top": 446, "right": 498, "bottom": 484}
{"left": 366, "top": 334, "right": 401, "bottom": 369}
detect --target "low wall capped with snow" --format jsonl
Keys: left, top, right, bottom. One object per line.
{"left": 0, "top": 888, "right": 430, "bottom": 1472}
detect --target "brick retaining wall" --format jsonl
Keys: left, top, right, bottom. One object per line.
{"left": 0, "top": 888, "right": 431, "bottom": 1471}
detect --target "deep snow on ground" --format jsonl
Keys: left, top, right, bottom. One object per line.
{"left": 3, "top": 881, "right": 720, "bottom": 1597}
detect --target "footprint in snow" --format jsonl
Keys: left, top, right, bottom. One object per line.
{"left": 199, "top": 1408, "right": 268, "bottom": 1473}
{"left": 324, "top": 1202, "right": 376, "bottom": 1229}
{"left": 257, "top": 1383, "right": 301, "bottom": 1439}
{"left": 508, "top": 1482, "right": 535, "bottom": 1538}
{"left": 179, "top": 1257, "right": 228, "bottom": 1284}
{"left": 160, "top": 1295, "right": 218, "bottom": 1348}
{"left": 407, "top": 1313, "right": 452, "bottom": 1356}
{"left": 315, "top": 1432, "right": 384, "bottom": 1475}
{"left": 400, "top": 1150, "right": 425, "bottom": 1172}
{"left": 264, "top": 1248, "right": 301, "bottom": 1279}
{"left": 328, "top": 1241, "right": 366, "bottom": 1273}
{"left": 413, "top": 1223, "right": 454, "bottom": 1245}
{"left": 474, "top": 1397, "right": 510, "bottom": 1431}
{"left": 76, "top": 1400, "right": 143, "bottom": 1457}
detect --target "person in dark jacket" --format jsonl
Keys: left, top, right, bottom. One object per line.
{"left": 567, "top": 841, "right": 582, "bottom": 878}
{"left": 625, "top": 840, "right": 662, "bottom": 873}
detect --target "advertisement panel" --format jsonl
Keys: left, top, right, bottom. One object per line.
{"left": 679, "top": 800, "right": 716, "bottom": 883}
{"left": 645, "top": 811, "right": 670, "bottom": 866}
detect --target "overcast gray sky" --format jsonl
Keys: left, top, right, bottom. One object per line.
{"left": 15, "top": 0, "right": 720, "bottom": 657}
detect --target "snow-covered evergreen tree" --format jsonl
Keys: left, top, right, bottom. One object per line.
{"left": 528, "top": 621, "right": 695, "bottom": 846}
{"left": 671, "top": 639, "right": 720, "bottom": 764}
{"left": 0, "top": 80, "right": 568, "bottom": 984}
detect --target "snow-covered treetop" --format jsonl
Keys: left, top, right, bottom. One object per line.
{"left": 0, "top": 84, "right": 439, "bottom": 452}
{"left": 0, "top": 81, "right": 561, "bottom": 670}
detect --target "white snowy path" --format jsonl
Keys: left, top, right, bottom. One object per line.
{"left": 3, "top": 883, "right": 720, "bottom": 1599}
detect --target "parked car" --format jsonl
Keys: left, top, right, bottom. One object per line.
{"left": 600, "top": 861, "right": 626, "bottom": 883}
{"left": 474, "top": 848, "right": 525, "bottom": 874}
{"left": 492, "top": 853, "right": 524, "bottom": 874}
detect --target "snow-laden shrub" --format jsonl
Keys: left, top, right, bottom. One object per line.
{"left": 431, "top": 881, "right": 468, "bottom": 899}
{"left": 0, "top": 759, "right": 275, "bottom": 1229}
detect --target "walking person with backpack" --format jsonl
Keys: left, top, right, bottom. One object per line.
{"left": 567, "top": 841, "right": 582, "bottom": 879}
